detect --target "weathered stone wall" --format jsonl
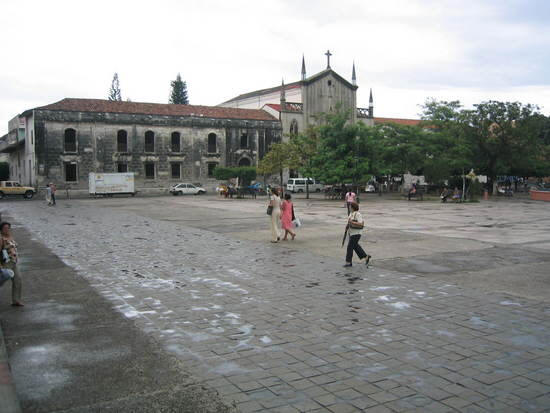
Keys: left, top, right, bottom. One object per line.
{"left": 33, "top": 110, "right": 281, "bottom": 191}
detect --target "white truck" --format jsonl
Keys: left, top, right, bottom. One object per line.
{"left": 89, "top": 172, "right": 136, "bottom": 197}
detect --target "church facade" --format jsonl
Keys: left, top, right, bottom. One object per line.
{"left": 0, "top": 52, "right": 419, "bottom": 192}
{"left": 219, "top": 53, "right": 375, "bottom": 140}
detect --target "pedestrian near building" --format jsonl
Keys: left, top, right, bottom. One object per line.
{"left": 268, "top": 188, "right": 282, "bottom": 243}
{"left": 280, "top": 193, "right": 296, "bottom": 241}
{"left": 0, "top": 222, "right": 23, "bottom": 306}
{"left": 344, "top": 202, "right": 371, "bottom": 267}
{"left": 45, "top": 184, "right": 52, "bottom": 206}
{"left": 50, "top": 182, "right": 57, "bottom": 205}
{"left": 345, "top": 188, "right": 356, "bottom": 214}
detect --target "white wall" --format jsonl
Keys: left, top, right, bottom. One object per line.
{"left": 220, "top": 87, "right": 302, "bottom": 109}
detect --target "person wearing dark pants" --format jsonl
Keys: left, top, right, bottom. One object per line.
{"left": 344, "top": 202, "right": 371, "bottom": 267}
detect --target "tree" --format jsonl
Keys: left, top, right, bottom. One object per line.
{"left": 461, "top": 101, "right": 542, "bottom": 192}
{"left": 169, "top": 73, "right": 189, "bottom": 104}
{"left": 257, "top": 142, "right": 294, "bottom": 189}
{"left": 310, "top": 110, "right": 370, "bottom": 190}
{"left": 287, "top": 127, "right": 319, "bottom": 198}
{"left": 108, "top": 73, "right": 122, "bottom": 101}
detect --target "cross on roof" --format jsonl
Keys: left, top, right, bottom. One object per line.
{"left": 325, "top": 50, "right": 332, "bottom": 69}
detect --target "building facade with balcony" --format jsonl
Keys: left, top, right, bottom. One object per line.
{"left": 0, "top": 99, "right": 281, "bottom": 191}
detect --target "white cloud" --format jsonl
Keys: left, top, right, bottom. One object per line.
{"left": 0, "top": 0, "right": 549, "bottom": 134}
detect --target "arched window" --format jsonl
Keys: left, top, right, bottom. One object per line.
{"left": 207, "top": 133, "right": 217, "bottom": 153}
{"left": 64, "top": 128, "right": 77, "bottom": 152}
{"left": 171, "top": 132, "right": 181, "bottom": 152}
{"left": 117, "top": 130, "right": 128, "bottom": 152}
{"left": 144, "top": 131, "right": 155, "bottom": 153}
{"left": 238, "top": 158, "right": 251, "bottom": 167}
{"left": 289, "top": 119, "right": 299, "bottom": 137}
{"left": 240, "top": 133, "right": 248, "bottom": 149}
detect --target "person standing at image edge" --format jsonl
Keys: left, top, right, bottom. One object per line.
{"left": 0, "top": 222, "right": 24, "bottom": 306}
{"left": 345, "top": 188, "right": 356, "bottom": 215}
{"left": 269, "top": 188, "right": 282, "bottom": 243}
{"left": 344, "top": 202, "right": 371, "bottom": 267}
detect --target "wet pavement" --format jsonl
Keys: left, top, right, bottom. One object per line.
{"left": 0, "top": 224, "right": 233, "bottom": 413}
{"left": 2, "top": 197, "right": 550, "bottom": 412}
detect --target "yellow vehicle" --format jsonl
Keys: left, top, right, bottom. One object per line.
{"left": 0, "top": 181, "right": 36, "bottom": 199}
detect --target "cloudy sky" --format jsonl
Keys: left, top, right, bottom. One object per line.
{"left": 1, "top": 0, "right": 549, "bottom": 134}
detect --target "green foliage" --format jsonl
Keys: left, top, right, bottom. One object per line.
{"left": 234, "top": 167, "right": 257, "bottom": 184}
{"left": 213, "top": 167, "right": 234, "bottom": 181}
{"left": 213, "top": 166, "right": 256, "bottom": 184}
{"left": 258, "top": 142, "right": 295, "bottom": 185}
{"left": 422, "top": 99, "right": 548, "bottom": 183}
{"left": 308, "top": 110, "right": 370, "bottom": 184}
{"left": 108, "top": 73, "right": 122, "bottom": 101}
{"left": 0, "top": 162, "right": 9, "bottom": 180}
{"left": 169, "top": 73, "right": 189, "bottom": 104}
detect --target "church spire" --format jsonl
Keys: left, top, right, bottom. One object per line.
{"left": 369, "top": 88, "right": 374, "bottom": 118}
{"left": 280, "top": 78, "right": 286, "bottom": 111}
{"left": 301, "top": 54, "right": 306, "bottom": 81}
{"left": 352, "top": 62, "right": 357, "bottom": 86}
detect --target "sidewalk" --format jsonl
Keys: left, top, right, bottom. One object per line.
{"left": 0, "top": 222, "right": 234, "bottom": 413}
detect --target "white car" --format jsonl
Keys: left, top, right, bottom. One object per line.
{"left": 170, "top": 183, "right": 206, "bottom": 195}
{"left": 365, "top": 184, "right": 376, "bottom": 193}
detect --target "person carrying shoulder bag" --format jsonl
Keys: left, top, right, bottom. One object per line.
{"left": 344, "top": 202, "right": 371, "bottom": 267}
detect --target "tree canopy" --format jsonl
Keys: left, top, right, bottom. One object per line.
{"left": 108, "top": 73, "right": 122, "bottom": 101}
{"left": 169, "top": 73, "right": 189, "bottom": 104}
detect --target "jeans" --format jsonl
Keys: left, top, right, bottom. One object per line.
{"left": 346, "top": 234, "right": 367, "bottom": 263}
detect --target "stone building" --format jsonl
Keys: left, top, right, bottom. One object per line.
{"left": 0, "top": 99, "right": 281, "bottom": 191}
{"left": 1, "top": 51, "right": 423, "bottom": 191}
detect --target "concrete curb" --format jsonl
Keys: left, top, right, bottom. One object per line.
{"left": 0, "top": 323, "right": 21, "bottom": 413}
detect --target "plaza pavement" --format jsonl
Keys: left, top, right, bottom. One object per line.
{"left": 1, "top": 194, "right": 549, "bottom": 412}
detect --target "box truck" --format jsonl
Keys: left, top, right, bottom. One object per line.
{"left": 89, "top": 173, "right": 136, "bottom": 197}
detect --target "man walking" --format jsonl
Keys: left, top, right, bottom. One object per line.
{"left": 344, "top": 202, "right": 371, "bottom": 267}
{"left": 50, "top": 182, "right": 57, "bottom": 205}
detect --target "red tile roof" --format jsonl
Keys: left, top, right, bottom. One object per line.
{"left": 373, "top": 117, "right": 423, "bottom": 126}
{"left": 266, "top": 103, "right": 281, "bottom": 111}
{"left": 35, "top": 98, "right": 277, "bottom": 121}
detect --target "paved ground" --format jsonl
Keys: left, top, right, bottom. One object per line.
{"left": 1, "top": 194, "right": 550, "bottom": 412}
{"left": 0, "top": 224, "right": 233, "bottom": 412}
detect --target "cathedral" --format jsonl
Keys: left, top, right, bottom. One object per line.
{"left": 0, "top": 52, "right": 417, "bottom": 193}
{"left": 220, "top": 51, "right": 375, "bottom": 138}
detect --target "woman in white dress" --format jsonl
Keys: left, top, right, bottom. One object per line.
{"left": 268, "top": 188, "right": 282, "bottom": 243}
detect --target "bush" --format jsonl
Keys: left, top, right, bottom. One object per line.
{"left": 213, "top": 166, "right": 257, "bottom": 185}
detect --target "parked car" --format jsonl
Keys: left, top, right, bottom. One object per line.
{"left": 0, "top": 181, "right": 36, "bottom": 199}
{"left": 365, "top": 184, "right": 376, "bottom": 193}
{"left": 170, "top": 183, "right": 206, "bottom": 195}
{"left": 287, "top": 178, "right": 323, "bottom": 193}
